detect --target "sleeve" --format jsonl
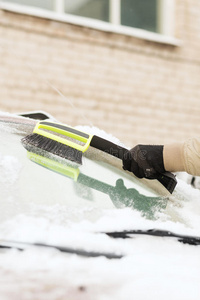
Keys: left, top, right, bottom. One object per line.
{"left": 182, "top": 137, "right": 200, "bottom": 176}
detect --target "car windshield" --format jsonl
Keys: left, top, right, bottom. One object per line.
{"left": 0, "top": 112, "right": 199, "bottom": 235}
{"left": 1, "top": 112, "right": 200, "bottom": 300}
{"left": 0, "top": 113, "right": 162, "bottom": 221}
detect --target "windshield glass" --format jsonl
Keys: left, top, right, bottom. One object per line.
{"left": 1, "top": 112, "right": 200, "bottom": 300}
{"left": 0, "top": 113, "right": 200, "bottom": 235}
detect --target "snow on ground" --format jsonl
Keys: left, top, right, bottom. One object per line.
{"left": 0, "top": 118, "right": 200, "bottom": 300}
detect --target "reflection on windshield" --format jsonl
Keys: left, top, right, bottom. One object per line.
{"left": 78, "top": 175, "right": 167, "bottom": 219}
{"left": 28, "top": 152, "right": 167, "bottom": 219}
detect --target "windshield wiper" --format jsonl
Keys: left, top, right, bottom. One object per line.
{"left": 0, "top": 240, "right": 123, "bottom": 259}
{"left": 105, "top": 229, "right": 200, "bottom": 246}
{"left": 1, "top": 230, "right": 199, "bottom": 261}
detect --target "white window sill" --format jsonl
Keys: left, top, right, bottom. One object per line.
{"left": 0, "top": 1, "right": 181, "bottom": 46}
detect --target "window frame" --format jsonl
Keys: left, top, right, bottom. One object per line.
{"left": 0, "top": 0, "right": 180, "bottom": 46}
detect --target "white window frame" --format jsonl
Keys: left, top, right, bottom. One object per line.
{"left": 54, "top": 0, "right": 64, "bottom": 14}
{"left": 0, "top": 0, "right": 180, "bottom": 46}
{"left": 157, "top": 0, "right": 175, "bottom": 36}
{"left": 109, "top": 0, "right": 120, "bottom": 25}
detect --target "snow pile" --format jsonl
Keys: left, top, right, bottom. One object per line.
{"left": 0, "top": 154, "right": 21, "bottom": 185}
{"left": 76, "top": 125, "right": 127, "bottom": 148}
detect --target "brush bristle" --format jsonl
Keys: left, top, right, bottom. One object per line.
{"left": 21, "top": 133, "right": 82, "bottom": 164}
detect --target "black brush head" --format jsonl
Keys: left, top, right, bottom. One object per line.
{"left": 21, "top": 133, "right": 82, "bottom": 164}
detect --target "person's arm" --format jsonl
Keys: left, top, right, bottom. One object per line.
{"left": 163, "top": 143, "right": 185, "bottom": 173}
{"left": 164, "top": 138, "right": 200, "bottom": 176}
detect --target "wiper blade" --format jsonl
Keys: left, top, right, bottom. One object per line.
{"left": 0, "top": 240, "right": 123, "bottom": 259}
{"left": 105, "top": 229, "right": 200, "bottom": 246}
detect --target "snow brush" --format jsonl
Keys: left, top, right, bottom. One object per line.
{"left": 21, "top": 121, "right": 177, "bottom": 193}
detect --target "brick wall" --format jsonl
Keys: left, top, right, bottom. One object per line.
{"left": 0, "top": 0, "right": 200, "bottom": 147}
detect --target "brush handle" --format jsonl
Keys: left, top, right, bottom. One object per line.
{"left": 91, "top": 135, "right": 177, "bottom": 194}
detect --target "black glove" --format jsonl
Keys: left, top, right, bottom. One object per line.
{"left": 122, "top": 145, "right": 166, "bottom": 179}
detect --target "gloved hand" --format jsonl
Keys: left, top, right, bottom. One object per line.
{"left": 122, "top": 145, "right": 166, "bottom": 179}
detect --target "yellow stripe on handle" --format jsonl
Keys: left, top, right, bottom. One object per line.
{"left": 33, "top": 121, "right": 93, "bottom": 153}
